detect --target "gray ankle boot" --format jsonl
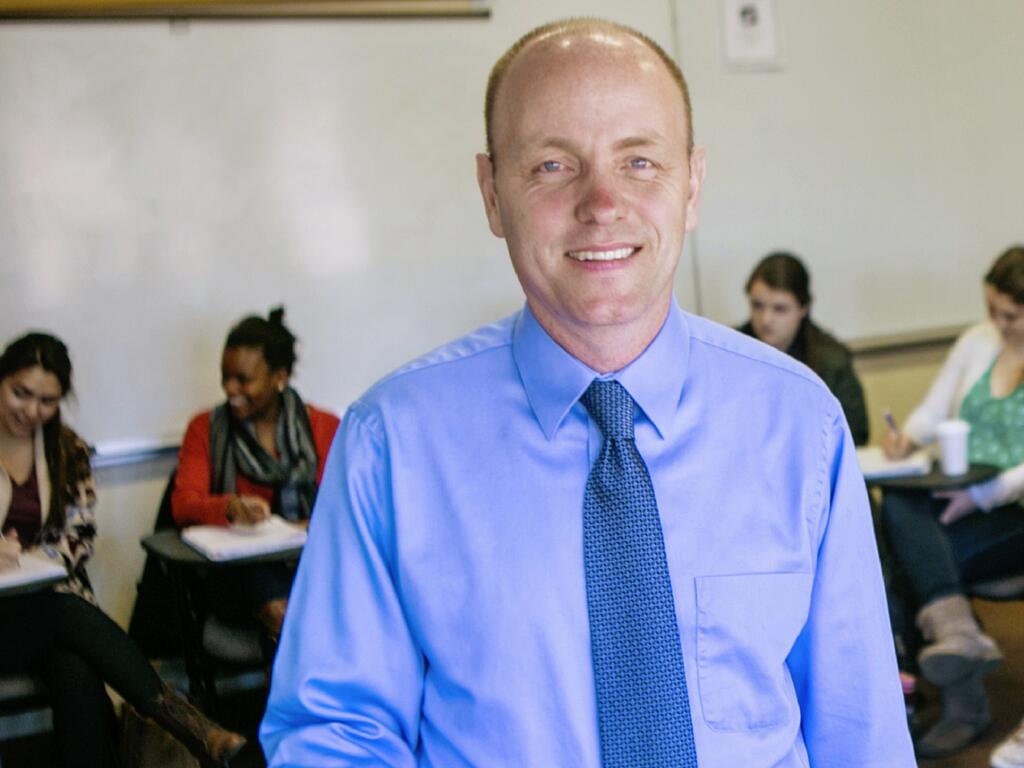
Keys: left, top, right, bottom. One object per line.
{"left": 914, "top": 671, "right": 991, "bottom": 759}
{"left": 916, "top": 594, "right": 1002, "bottom": 685}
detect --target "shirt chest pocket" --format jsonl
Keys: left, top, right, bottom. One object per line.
{"left": 695, "top": 571, "right": 813, "bottom": 732}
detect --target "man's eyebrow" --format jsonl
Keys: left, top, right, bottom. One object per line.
{"left": 516, "top": 136, "right": 579, "bottom": 154}
{"left": 516, "top": 133, "right": 669, "bottom": 154}
{"left": 613, "top": 135, "right": 667, "bottom": 150}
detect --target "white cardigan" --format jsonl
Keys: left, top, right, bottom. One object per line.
{"left": 903, "top": 321, "right": 1022, "bottom": 509}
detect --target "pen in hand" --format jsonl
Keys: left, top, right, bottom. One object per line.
{"left": 0, "top": 528, "right": 21, "bottom": 571}
{"left": 882, "top": 408, "right": 914, "bottom": 459}
{"left": 884, "top": 408, "right": 901, "bottom": 436}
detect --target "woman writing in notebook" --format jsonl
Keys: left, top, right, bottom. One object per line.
{"left": 172, "top": 308, "right": 339, "bottom": 641}
{"left": 0, "top": 332, "right": 244, "bottom": 768}
{"left": 881, "top": 245, "right": 1024, "bottom": 758}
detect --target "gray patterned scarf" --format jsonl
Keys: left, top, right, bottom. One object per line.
{"left": 209, "top": 387, "right": 318, "bottom": 521}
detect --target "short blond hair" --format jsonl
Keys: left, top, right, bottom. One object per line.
{"left": 483, "top": 18, "right": 694, "bottom": 160}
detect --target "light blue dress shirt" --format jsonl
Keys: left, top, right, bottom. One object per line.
{"left": 261, "top": 303, "right": 915, "bottom": 768}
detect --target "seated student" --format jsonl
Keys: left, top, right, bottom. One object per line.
{"left": 739, "top": 251, "right": 869, "bottom": 445}
{"left": 0, "top": 332, "right": 244, "bottom": 768}
{"left": 172, "top": 308, "right": 340, "bottom": 640}
{"left": 882, "top": 245, "right": 1024, "bottom": 758}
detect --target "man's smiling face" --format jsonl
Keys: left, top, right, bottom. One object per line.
{"left": 477, "top": 28, "right": 704, "bottom": 352}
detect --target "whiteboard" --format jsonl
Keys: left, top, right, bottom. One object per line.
{"left": 0, "top": 1, "right": 684, "bottom": 450}
{"left": 2, "top": 0, "right": 1022, "bottom": 451}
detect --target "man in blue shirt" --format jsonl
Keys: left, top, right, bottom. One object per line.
{"left": 261, "top": 18, "right": 915, "bottom": 767}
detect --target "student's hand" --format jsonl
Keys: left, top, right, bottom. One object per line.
{"left": 881, "top": 430, "right": 916, "bottom": 459}
{"left": 226, "top": 495, "right": 271, "bottom": 525}
{"left": 0, "top": 531, "right": 22, "bottom": 572}
{"left": 934, "top": 489, "right": 978, "bottom": 525}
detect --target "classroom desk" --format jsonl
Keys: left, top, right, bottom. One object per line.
{"left": 140, "top": 530, "right": 302, "bottom": 710}
{"left": 868, "top": 462, "right": 999, "bottom": 493}
{"left": 0, "top": 576, "right": 64, "bottom": 599}
{"left": 0, "top": 559, "right": 66, "bottom": 599}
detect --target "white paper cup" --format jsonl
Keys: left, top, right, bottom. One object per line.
{"left": 936, "top": 419, "right": 971, "bottom": 476}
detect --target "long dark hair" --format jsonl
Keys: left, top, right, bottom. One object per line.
{"left": 745, "top": 251, "right": 813, "bottom": 307}
{"left": 985, "top": 245, "right": 1024, "bottom": 305}
{"left": 0, "top": 333, "right": 73, "bottom": 532}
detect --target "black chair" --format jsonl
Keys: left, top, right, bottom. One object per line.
{"left": 0, "top": 674, "right": 50, "bottom": 766}
{"left": 131, "top": 472, "right": 265, "bottom": 716}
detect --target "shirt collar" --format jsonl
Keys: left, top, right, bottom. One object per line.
{"left": 512, "top": 302, "right": 691, "bottom": 440}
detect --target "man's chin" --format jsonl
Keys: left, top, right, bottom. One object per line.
{"left": 570, "top": 290, "right": 670, "bottom": 326}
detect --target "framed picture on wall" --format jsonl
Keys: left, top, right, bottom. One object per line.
{"left": 0, "top": 0, "right": 489, "bottom": 19}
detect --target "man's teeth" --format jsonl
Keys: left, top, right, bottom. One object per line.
{"left": 567, "top": 247, "right": 635, "bottom": 262}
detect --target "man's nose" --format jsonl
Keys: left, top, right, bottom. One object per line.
{"left": 575, "top": 172, "right": 623, "bottom": 225}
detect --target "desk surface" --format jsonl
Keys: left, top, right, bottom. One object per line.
{"left": 141, "top": 529, "right": 303, "bottom": 567}
{"left": 870, "top": 462, "right": 999, "bottom": 492}
{"left": 0, "top": 565, "right": 65, "bottom": 598}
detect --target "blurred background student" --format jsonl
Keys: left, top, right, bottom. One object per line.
{"left": 172, "top": 308, "right": 339, "bottom": 642}
{"left": 881, "top": 245, "right": 1024, "bottom": 759}
{"left": 740, "top": 251, "right": 869, "bottom": 445}
{"left": 0, "top": 332, "right": 243, "bottom": 768}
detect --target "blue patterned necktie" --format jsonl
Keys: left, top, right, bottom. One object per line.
{"left": 580, "top": 379, "right": 698, "bottom": 767}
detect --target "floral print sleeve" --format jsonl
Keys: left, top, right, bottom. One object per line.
{"left": 46, "top": 428, "right": 98, "bottom": 604}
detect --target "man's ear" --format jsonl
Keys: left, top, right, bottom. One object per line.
{"left": 476, "top": 153, "right": 505, "bottom": 238}
{"left": 683, "top": 146, "right": 706, "bottom": 233}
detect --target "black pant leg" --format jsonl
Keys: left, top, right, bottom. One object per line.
{"left": 207, "top": 561, "right": 295, "bottom": 621}
{"left": 881, "top": 489, "right": 962, "bottom": 605}
{"left": 41, "top": 647, "right": 117, "bottom": 768}
{"left": 946, "top": 502, "right": 1024, "bottom": 584}
{"left": 48, "top": 592, "right": 163, "bottom": 706}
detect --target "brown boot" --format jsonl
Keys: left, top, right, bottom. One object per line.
{"left": 146, "top": 682, "right": 246, "bottom": 768}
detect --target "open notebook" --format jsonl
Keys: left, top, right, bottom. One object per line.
{"left": 856, "top": 446, "right": 932, "bottom": 480}
{"left": 0, "top": 550, "right": 67, "bottom": 591}
{"left": 181, "top": 516, "right": 307, "bottom": 562}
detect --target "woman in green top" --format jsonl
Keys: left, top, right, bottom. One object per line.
{"left": 882, "top": 245, "right": 1024, "bottom": 758}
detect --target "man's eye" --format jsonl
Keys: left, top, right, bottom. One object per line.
{"left": 629, "top": 157, "right": 654, "bottom": 170}
{"left": 539, "top": 160, "right": 564, "bottom": 173}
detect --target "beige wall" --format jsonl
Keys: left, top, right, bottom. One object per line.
{"left": 855, "top": 343, "right": 950, "bottom": 447}
{"left": 90, "top": 456, "right": 177, "bottom": 628}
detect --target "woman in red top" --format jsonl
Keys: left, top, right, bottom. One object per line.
{"left": 172, "top": 308, "right": 340, "bottom": 639}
